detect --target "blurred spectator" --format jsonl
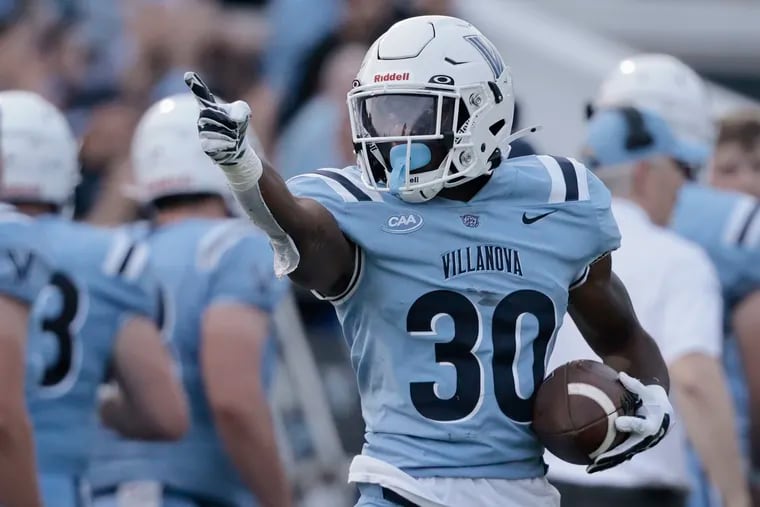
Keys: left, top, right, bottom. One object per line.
{"left": 74, "top": 101, "right": 142, "bottom": 224}
{"left": 263, "top": 0, "right": 340, "bottom": 98}
{"left": 710, "top": 109, "right": 760, "bottom": 198}
{"left": 275, "top": 42, "right": 366, "bottom": 180}
{"left": 276, "top": 0, "right": 408, "bottom": 130}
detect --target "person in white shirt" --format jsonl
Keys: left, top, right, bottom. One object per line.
{"left": 545, "top": 106, "right": 750, "bottom": 507}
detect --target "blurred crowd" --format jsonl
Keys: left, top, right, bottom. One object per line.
{"left": 0, "top": 0, "right": 463, "bottom": 463}
{"left": 4, "top": 1, "right": 760, "bottom": 506}
{"left": 0, "top": 0, "right": 453, "bottom": 225}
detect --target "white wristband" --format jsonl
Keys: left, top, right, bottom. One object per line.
{"left": 220, "top": 147, "right": 263, "bottom": 192}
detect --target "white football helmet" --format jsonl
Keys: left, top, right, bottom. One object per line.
{"left": 594, "top": 54, "right": 716, "bottom": 151}
{"left": 131, "top": 93, "right": 236, "bottom": 206}
{"left": 347, "top": 15, "right": 518, "bottom": 203}
{"left": 0, "top": 91, "right": 79, "bottom": 207}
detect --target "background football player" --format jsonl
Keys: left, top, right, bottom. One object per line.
{"left": 89, "top": 93, "right": 292, "bottom": 507}
{"left": 0, "top": 171, "right": 53, "bottom": 507}
{"left": 0, "top": 90, "right": 189, "bottom": 507}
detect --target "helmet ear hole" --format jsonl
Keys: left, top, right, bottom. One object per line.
{"left": 489, "top": 119, "right": 506, "bottom": 136}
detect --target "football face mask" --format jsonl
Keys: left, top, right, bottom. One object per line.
{"left": 350, "top": 91, "right": 464, "bottom": 199}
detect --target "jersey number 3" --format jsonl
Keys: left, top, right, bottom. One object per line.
{"left": 40, "top": 272, "right": 81, "bottom": 391}
{"left": 408, "top": 289, "right": 555, "bottom": 423}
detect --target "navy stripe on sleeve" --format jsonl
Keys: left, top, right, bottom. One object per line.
{"left": 554, "top": 156, "right": 579, "bottom": 202}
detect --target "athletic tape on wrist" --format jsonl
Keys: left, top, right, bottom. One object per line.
{"left": 220, "top": 148, "right": 300, "bottom": 277}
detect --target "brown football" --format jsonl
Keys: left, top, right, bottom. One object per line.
{"left": 532, "top": 359, "right": 638, "bottom": 465}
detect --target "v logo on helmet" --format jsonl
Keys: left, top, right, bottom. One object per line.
{"left": 464, "top": 35, "right": 504, "bottom": 80}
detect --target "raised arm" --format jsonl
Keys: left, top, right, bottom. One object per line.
{"left": 184, "top": 72, "right": 355, "bottom": 297}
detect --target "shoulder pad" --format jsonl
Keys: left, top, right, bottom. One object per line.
{"left": 197, "top": 219, "right": 254, "bottom": 271}
{"left": 288, "top": 167, "right": 384, "bottom": 204}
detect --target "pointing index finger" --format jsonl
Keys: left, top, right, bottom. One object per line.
{"left": 184, "top": 71, "right": 217, "bottom": 106}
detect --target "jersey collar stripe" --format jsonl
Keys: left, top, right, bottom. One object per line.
{"left": 737, "top": 202, "right": 760, "bottom": 247}
{"left": 555, "top": 157, "right": 580, "bottom": 202}
{"left": 314, "top": 170, "right": 374, "bottom": 202}
{"left": 536, "top": 155, "right": 567, "bottom": 204}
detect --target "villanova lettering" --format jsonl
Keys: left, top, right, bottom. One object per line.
{"left": 441, "top": 245, "right": 523, "bottom": 279}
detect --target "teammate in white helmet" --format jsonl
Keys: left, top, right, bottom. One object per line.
{"left": 0, "top": 126, "right": 54, "bottom": 507}
{"left": 0, "top": 91, "right": 188, "bottom": 507}
{"left": 89, "top": 94, "right": 292, "bottom": 507}
{"left": 187, "top": 16, "right": 672, "bottom": 507}
{"left": 588, "top": 53, "right": 760, "bottom": 507}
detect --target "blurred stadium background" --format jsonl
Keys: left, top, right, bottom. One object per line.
{"left": 2, "top": 0, "right": 758, "bottom": 505}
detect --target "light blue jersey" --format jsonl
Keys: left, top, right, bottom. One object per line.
{"left": 25, "top": 216, "right": 159, "bottom": 506}
{"left": 0, "top": 204, "right": 52, "bottom": 304}
{"left": 672, "top": 183, "right": 760, "bottom": 312}
{"left": 287, "top": 157, "right": 621, "bottom": 480}
{"left": 89, "top": 218, "right": 288, "bottom": 506}
{"left": 671, "top": 183, "right": 760, "bottom": 507}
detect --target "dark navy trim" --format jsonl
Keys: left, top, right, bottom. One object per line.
{"left": 314, "top": 170, "right": 372, "bottom": 202}
{"left": 737, "top": 202, "right": 760, "bottom": 246}
{"left": 569, "top": 265, "right": 590, "bottom": 290}
{"left": 382, "top": 487, "right": 419, "bottom": 507}
{"left": 116, "top": 244, "right": 136, "bottom": 276}
{"left": 318, "top": 244, "right": 363, "bottom": 302}
{"left": 555, "top": 156, "right": 579, "bottom": 202}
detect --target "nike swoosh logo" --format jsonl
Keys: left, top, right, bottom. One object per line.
{"left": 522, "top": 210, "right": 558, "bottom": 224}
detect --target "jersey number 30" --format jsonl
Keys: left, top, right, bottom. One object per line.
{"left": 408, "top": 289, "right": 555, "bottom": 423}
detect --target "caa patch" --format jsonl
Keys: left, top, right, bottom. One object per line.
{"left": 381, "top": 213, "right": 424, "bottom": 234}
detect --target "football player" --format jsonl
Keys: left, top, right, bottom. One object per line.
{"left": 0, "top": 189, "right": 52, "bottom": 507}
{"left": 89, "top": 94, "right": 292, "bottom": 507}
{"left": 590, "top": 54, "right": 760, "bottom": 507}
{"left": 187, "top": 16, "right": 672, "bottom": 507}
{"left": 0, "top": 91, "right": 189, "bottom": 507}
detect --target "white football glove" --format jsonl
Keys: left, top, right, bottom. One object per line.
{"left": 184, "top": 71, "right": 262, "bottom": 184}
{"left": 587, "top": 372, "right": 673, "bottom": 473}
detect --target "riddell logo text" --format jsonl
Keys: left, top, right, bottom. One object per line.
{"left": 373, "top": 72, "right": 410, "bottom": 83}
